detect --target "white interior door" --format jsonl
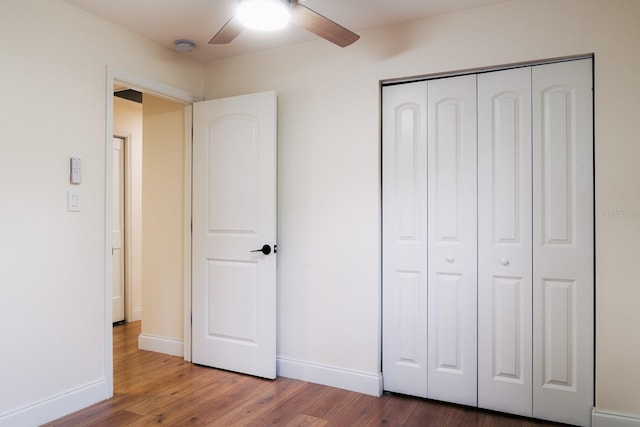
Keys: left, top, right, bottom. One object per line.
{"left": 112, "top": 137, "right": 125, "bottom": 323}
{"left": 532, "top": 59, "right": 593, "bottom": 426}
{"left": 192, "top": 91, "right": 277, "bottom": 379}
{"left": 426, "top": 75, "right": 478, "bottom": 406}
{"left": 382, "top": 81, "right": 429, "bottom": 397}
{"left": 477, "top": 67, "right": 532, "bottom": 416}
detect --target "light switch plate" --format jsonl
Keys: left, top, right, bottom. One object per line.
{"left": 67, "top": 189, "right": 80, "bottom": 212}
{"left": 70, "top": 157, "right": 81, "bottom": 184}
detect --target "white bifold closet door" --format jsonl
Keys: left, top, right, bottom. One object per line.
{"left": 382, "top": 80, "right": 429, "bottom": 398}
{"left": 477, "top": 67, "right": 533, "bottom": 416}
{"left": 382, "top": 58, "right": 592, "bottom": 427}
{"left": 381, "top": 75, "right": 478, "bottom": 405}
{"left": 426, "top": 75, "right": 478, "bottom": 406}
{"left": 531, "top": 59, "right": 593, "bottom": 426}
{"left": 477, "top": 60, "right": 593, "bottom": 426}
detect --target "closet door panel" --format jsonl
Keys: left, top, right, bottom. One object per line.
{"left": 427, "top": 75, "right": 477, "bottom": 406}
{"left": 382, "top": 81, "right": 429, "bottom": 397}
{"left": 477, "top": 68, "right": 533, "bottom": 416}
{"left": 532, "top": 59, "right": 593, "bottom": 427}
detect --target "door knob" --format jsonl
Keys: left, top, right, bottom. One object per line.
{"left": 250, "top": 244, "right": 272, "bottom": 255}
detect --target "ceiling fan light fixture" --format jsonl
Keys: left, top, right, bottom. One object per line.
{"left": 237, "top": 0, "right": 290, "bottom": 32}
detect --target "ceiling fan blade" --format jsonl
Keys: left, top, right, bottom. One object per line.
{"left": 290, "top": 3, "right": 360, "bottom": 48}
{"left": 209, "top": 15, "right": 244, "bottom": 44}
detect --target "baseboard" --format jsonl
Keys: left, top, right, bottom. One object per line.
{"left": 0, "top": 379, "right": 108, "bottom": 427}
{"left": 277, "top": 356, "right": 383, "bottom": 397}
{"left": 129, "top": 308, "right": 142, "bottom": 322}
{"left": 593, "top": 409, "right": 640, "bottom": 427}
{"left": 138, "top": 333, "right": 183, "bottom": 357}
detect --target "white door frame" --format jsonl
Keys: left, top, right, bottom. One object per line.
{"left": 104, "top": 66, "right": 201, "bottom": 395}
{"left": 110, "top": 132, "right": 135, "bottom": 324}
{"left": 111, "top": 134, "right": 127, "bottom": 324}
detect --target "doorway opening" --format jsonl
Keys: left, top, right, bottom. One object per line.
{"left": 111, "top": 86, "right": 188, "bottom": 341}
{"left": 105, "top": 67, "right": 199, "bottom": 395}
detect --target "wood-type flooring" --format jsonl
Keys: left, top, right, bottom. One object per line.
{"left": 46, "top": 321, "right": 568, "bottom": 426}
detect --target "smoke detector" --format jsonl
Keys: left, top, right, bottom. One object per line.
{"left": 174, "top": 39, "right": 196, "bottom": 53}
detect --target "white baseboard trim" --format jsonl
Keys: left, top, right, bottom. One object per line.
{"left": 277, "top": 356, "right": 383, "bottom": 397}
{"left": 593, "top": 409, "right": 640, "bottom": 427}
{"left": 138, "top": 333, "right": 183, "bottom": 357}
{"left": 0, "top": 379, "right": 108, "bottom": 427}
{"left": 129, "top": 308, "right": 142, "bottom": 322}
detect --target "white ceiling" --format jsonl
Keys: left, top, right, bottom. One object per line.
{"left": 62, "top": 0, "right": 505, "bottom": 62}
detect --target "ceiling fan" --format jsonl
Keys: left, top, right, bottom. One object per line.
{"left": 209, "top": 0, "right": 360, "bottom": 48}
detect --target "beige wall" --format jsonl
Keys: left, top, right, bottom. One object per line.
{"left": 0, "top": 0, "right": 201, "bottom": 424}
{"left": 115, "top": 93, "right": 186, "bottom": 348}
{"left": 113, "top": 96, "right": 143, "bottom": 322}
{"left": 203, "top": 0, "right": 640, "bottom": 418}
{"left": 2, "top": 0, "right": 640, "bottom": 424}
{"left": 141, "top": 94, "right": 185, "bottom": 343}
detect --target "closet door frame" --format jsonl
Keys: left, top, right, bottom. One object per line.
{"left": 381, "top": 55, "right": 594, "bottom": 426}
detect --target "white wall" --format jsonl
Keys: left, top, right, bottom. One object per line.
{"left": 0, "top": 0, "right": 201, "bottom": 425}
{"left": 140, "top": 94, "right": 185, "bottom": 353}
{"left": 203, "top": 0, "right": 640, "bottom": 418}
{"left": 2, "top": 0, "right": 640, "bottom": 424}
{"left": 113, "top": 96, "right": 143, "bottom": 322}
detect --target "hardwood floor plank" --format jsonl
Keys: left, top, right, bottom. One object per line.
{"left": 209, "top": 377, "right": 306, "bottom": 426}
{"left": 285, "top": 414, "right": 329, "bottom": 427}
{"left": 133, "top": 391, "right": 243, "bottom": 425}
{"left": 46, "top": 399, "right": 145, "bottom": 427}
{"left": 85, "top": 409, "right": 145, "bottom": 427}
{"left": 212, "top": 371, "right": 273, "bottom": 402}
{"left": 115, "top": 356, "right": 191, "bottom": 393}
{"left": 300, "top": 387, "right": 359, "bottom": 421}
{"left": 403, "top": 398, "right": 455, "bottom": 426}
{"left": 443, "top": 403, "right": 488, "bottom": 426}
{"left": 241, "top": 382, "right": 332, "bottom": 426}
{"left": 521, "top": 419, "right": 567, "bottom": 427}
{"left": 123, "top": 368, "right": 233, "bottom": 416}
{"left": 364, "top": 393, "right": 419, "bottom": 426}
{"left": 324, "top": 393, "right": 388, "bottom": 426}
{"left": 480, "top": 414, "right": 525, "bottom": 427}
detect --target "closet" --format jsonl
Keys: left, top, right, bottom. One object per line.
{"left": 382, "top": 58, "right": 593, "bottom": 426}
